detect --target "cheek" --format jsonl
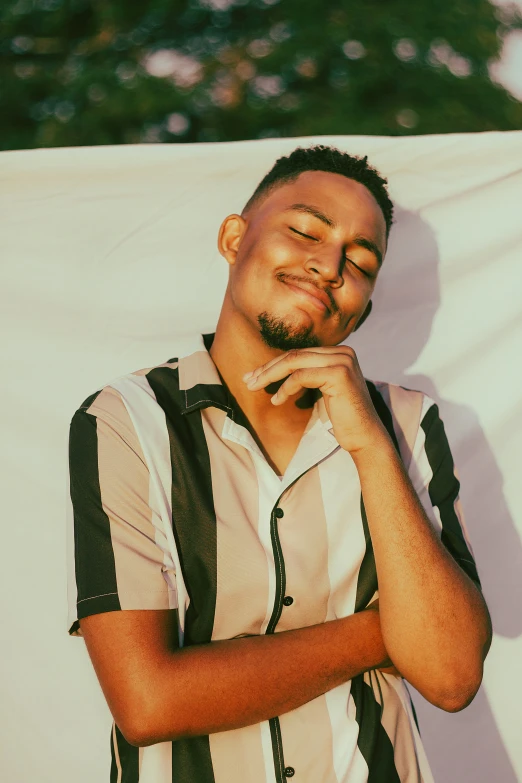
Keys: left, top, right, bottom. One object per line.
{"left": 340, "top": 273, "right": 372, "bottom": 304}
{"left": 255, "top": 233, "right": 297, "bottom": 266}
{"left": 335, "top": 278, "right": 373, "bottom": 326}
{"left": 235, "top": 236, "right": 296, "bottom": 287}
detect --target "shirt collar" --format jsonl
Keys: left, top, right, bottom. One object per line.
{"left": 176, "top": 332, "right": 334, "bottom": 434}
{"left": 177, "top": 332, "right": 233, "bottom": 416}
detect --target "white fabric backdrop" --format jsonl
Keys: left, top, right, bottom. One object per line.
{"left": 1, "top": 132, "right": 521, "bottom": 783}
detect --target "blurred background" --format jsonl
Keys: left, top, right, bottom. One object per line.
{"left": 2, "top": 0, "right": 522, "bottom": 150}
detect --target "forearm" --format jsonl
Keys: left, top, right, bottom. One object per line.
{"left": 351, "top": 437, "right": 492, "bottom": 709}
{"left": 140, "top": 608, "right": 387, "bottom": 746}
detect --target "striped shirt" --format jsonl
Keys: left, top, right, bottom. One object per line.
{"left": 67, "top": 331, "right": 481, "bottom": 783}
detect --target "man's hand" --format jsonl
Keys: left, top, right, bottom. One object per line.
{"left": 242, "top": 345, "right": 392, "bottom": 455}
{"left": 242, "top": 346, "right": 491, "bottom": 707}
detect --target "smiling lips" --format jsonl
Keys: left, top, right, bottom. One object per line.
{"left": 282, "top": 279, "right": 331, "bottom": 313}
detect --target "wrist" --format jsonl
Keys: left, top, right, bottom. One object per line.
{"left": 348, "top": 430, "right": 396, "bottom": 466}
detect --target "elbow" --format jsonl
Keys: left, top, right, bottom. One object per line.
{"left": 119, "top": 724, "right": 149, "bottom": 749}
{"left": 121, "top": 722, "right": 180, "bottom": 748}
{"left": 437, "top": 682, "right": 480, "bottom": 713}
{"left": 414, "top": 617, "right": 492, "bottom": 714}
{"left": 111, "top": 700, "right": 160, "bottom": 748}
{"left": 439, "top": 616, "right": 492, "bottom": 713}
{"left": 116, "top": 712, "right": 157, "bottom": 748}
{"left": 427, "top": 663, "right": 484, "bottom": 713}
{"left": 121, "top": 708, "right": 187, "bottom": 748}
{"left": 110, "top": 696, "right": 169, "bottom": 748}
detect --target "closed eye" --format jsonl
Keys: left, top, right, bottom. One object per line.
{"left": 289, "top": 226, "right": 317, "bottom": 241}
{"left": 289, "top": 226, "right": 372, "bottom": 277}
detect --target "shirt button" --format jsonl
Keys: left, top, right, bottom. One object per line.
{"left": 284, "top": 767, "right": 295, "bottom": 777}
{"left": 275, "top": 507, "right": 284, "bottom": 518}
{"left": 283, "top": 596, "right": 294, "bottom": 606}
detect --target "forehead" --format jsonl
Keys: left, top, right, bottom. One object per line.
{"left": 254, "top": 169, "right": 387, "bottom": 248}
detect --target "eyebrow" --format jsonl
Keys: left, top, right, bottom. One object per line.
{"left": 283, "top": 202, "right": 383, "bottom": 268}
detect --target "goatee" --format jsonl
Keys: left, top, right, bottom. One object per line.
{"left": 257, "top": 311, "right": 321, "bottom": 351}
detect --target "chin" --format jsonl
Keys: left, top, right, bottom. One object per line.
{"left": 257, "top": 310, "right": 321, "bottom": 351}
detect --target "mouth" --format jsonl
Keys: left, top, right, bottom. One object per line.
{"left": 282, "top": 279, "right": 331, "bottom": 313}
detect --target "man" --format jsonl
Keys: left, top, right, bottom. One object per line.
{"left": 67, "top": 144, "right": 492, "bottom": 783}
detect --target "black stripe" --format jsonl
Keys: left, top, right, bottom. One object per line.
{"left": 354, "top": 494, "right": 378, "bottom": 613}
{"left": 421, "top": 404, "right": 481, "bottom": 587}
{"left": 68, "top": 392, "right": 122, "bottom": 623}
{"left": 366, "top": 381, "right": 402, "bottom": 455}
{"left": 351, "top": 675, "right": 401, "bottom": 783}
{"left": 147, "top": 366, "right": 218, "bottom": 645}
{"left": 266, "top": 508, "right": 287, "bottom": 783}
{"left": 352, "top": 383, "right": 408, "bottom": 778}
{"left": 354, "top": 381, "right": 402, "bottom": 613}
{"left": 145, "top": 367, "right": 216, "bottom": 783}
{"left": 167, "top": 735, "right": 216, "bottom": 782}
{"left": 266, "top": 508, "right": 286, "bottom": 634}
{"left": 110, "top": 723, "right": 139, "bottom": 783}
{"left": 183, "top": 382, "right": 231, "bottom": 414}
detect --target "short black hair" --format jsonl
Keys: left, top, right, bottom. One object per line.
{"left": 242, "top": 144, "right": 394, "bottom": 239}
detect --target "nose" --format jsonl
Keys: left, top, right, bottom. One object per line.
{"left": 304, "top": 245, "right": 345, "bottom": 287}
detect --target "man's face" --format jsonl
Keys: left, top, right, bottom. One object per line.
{"left": 221, "top": 169, "right": 387, "bottom": 350}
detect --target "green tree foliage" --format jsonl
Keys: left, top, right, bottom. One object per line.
{"left": 1, "top": 0, "right": 522, "bottom": 150}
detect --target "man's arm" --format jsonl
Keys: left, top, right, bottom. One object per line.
{"left": 80, "top": 604, "right": 389, "bottom": 748}
{"left": 68, "top": 390, "right": 397, "bottom": 750}
{"left": 351, "top": 436, "right": 492, "bottom": 711}
{"left": 240, "top": 347, "right": 491, "bottom": 712}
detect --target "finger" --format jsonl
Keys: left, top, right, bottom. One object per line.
{"left": 246, "top": 351, "right": 353, "bottom": 390}
{"left": 244, "top": 344, "right": 354, "bottom": 381}
{"left": 270, "top": 367, "right": 342, "bottom": 405}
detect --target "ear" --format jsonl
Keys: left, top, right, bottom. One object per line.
{"left": 217, "top": 214, "right": 247, "bottom": 267}
{"left": 353, "top": 299, "right": 372, "bottom": 332}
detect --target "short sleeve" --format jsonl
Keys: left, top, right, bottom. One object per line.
{"left": 66, "top": 386, "right": 178, "bottom": 638}
{"left": 408, "top": 394, "right": 482, "bottom": 590}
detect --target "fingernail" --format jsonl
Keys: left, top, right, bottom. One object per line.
{"left": 246, "top": 376, "right": 257, "bottom": 388}
{"left": 243, "top": 371, "right": 254, "bottom": 381}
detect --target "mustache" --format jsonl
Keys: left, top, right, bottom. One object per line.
{"left": 279, "top": 273, "right": 336, "bottom": 313}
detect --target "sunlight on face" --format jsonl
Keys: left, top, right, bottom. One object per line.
{"left": 221, "top": 169, "right": 387, "bottom": 350}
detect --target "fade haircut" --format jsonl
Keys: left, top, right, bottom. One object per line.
{"left": 242, "top": 144, "right": 394, "bottom": 239}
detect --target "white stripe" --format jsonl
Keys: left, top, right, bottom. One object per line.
{"left": 324, "top": 685, "right": 369, "bottom": 783}
{"left": 108, "top": 374, "right": 189, "bottom": 640}
{"left": 137, "top": 743, "right": 173, "bottom": 782}
{"left": 453, "top": 488, "right": 476, "bottom": 558}
{"left": 319, "top": 449, "right": 367, "bottom": 620}
{"left": 251, "top": 456, "right": 279, "bottom": 635}
{"left": 409, "top": 407, "right": 442, "bottom": 534}
{"left": 260, "top": 721, "right": 278, "bottom": 783}
{"left": 111, "top": 722, "right": 122, "bottom": 783}
{"left": 388, "top": 679, "right": 435, "bottom": 783}
{"left": 318, "top": 450, "right": 370, "bottom": 781}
